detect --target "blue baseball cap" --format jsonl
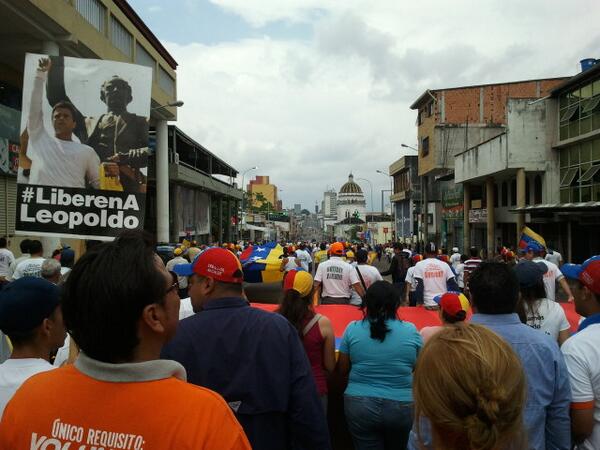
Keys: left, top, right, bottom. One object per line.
{"left": 562, "top": 256, "right": 600, "bottom": 295}
{"left": 514, "top": 260, "right": 548, "bottom": 287}
{"left": 0, "top": 277, "right": 61, "bottom": 334}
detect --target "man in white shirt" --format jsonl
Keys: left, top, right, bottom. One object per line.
{"left": 7, "top": 239, "right": 31, "bottom": 281}
{"left": 295, "top": 244, "right": 313, "bottom": 272}
{"left": 450, "top": 247, "right": 461, "bottom": 270}
{"left": 12, "top": 240, "right": 45, "bottom": 280}
{"left": 24, "top": 57, "right": 100, "bottom": 189}
{"left": 524, "top": 243, "right": 574, "bottom": 302}
{"left": 0, "top": 238, "right": 14, "bottom": 286}
{"left": 546, "top": 248, "right": 564, "bottom": 267}
{"left": 349, "top": 249, "right": 383, "bottom": 305}
{"left": 0, "top": 277, "right": 65, "bottom": 416}
{"left": 314, "top": 242, "right": 365, "bottom": 304}
{"left": 561, "top": 256, "right": 600, "bottom": 450}
{"left": 413, "top": 243, "right": 459, "bottom": 309}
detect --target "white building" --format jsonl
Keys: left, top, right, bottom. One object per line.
{"left": 337, "top": 174, "right": 367, "bottom": 221}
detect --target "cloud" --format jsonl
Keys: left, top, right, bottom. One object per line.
{"left": 147, "top": 5, "right": 162, "bottom": 13}
{"left": 162, "top": 0, "right": 600, "bottom": 210}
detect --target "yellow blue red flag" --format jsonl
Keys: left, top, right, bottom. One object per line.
{"left": 518, "top": 226, "right": 546, "bottom": 251}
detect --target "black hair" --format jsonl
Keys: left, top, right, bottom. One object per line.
{"left": 19, "top": 239, "right": 31, "bottom": 254}
{"left": 461, "top": 254, "right": 468, "bottom": 263}
{"left": 320, "top": 243, "right": 326, "bottom": 250}
{"left": 5, "top": 329, "right": 37, "bottom": 347}
{"left": 356, "top": 249, "right": 368, "bottom": 264}
{"left": 214, "top": 280, "right": 243, "bottom": 295}
{"left": 469, "top": 262, "right": 520, "bottom": 315}
{"left": 515, "top": 280, "right": 547, "bottom": 324}
{"left": 362, "top": 281, "right": 400, "bottom": 342}
{"left": 29, "top": 240, "right": 43, "bottom": 255}
{"left": 51, "top": 101, "right": 77, "bottom": 121}
{"left": 0, "top": 237, "right": 6, "bottom": 248}
{"left": 442, "top": 309, "right": 467, "bottom": 324}
{"left": 277, "top": 288, "right": 313, "bottom": 337}
{"left": 61, "top": 230, "right": 164, "bottom": 363}
{"left": 469, "top": 246, "right": 479, "bottom": 257}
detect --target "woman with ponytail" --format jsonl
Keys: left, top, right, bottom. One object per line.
{"left": 277, "top": 269, "right": 335, "bottom": 411}
{"left": 337, "top": 280, "right": 422, "bottom": 449}
{"left": 413, "top": 324, "right": 527, "bottom": 450}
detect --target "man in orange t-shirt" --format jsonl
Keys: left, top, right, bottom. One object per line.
{"left": 0, "top": 231, "right": 250, "bottom": 450}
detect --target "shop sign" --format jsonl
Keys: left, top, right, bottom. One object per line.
{"left": 469, "top": 209, "right": 488, "bottom": 223}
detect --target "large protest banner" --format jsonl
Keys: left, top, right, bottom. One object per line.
{"left": 16, "top": 53, "right": 152, "bottom": 240}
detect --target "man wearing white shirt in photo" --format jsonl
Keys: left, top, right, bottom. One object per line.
{"left": 23, "top": 58, "right": 100, "bottom": 189}
{"left": 413, "top": 243, "right": 459, "bottom": 310}
{"left": 561, "top": 256, "right": 600, "bottom": 450}
{"left": 0, "top": 277, "right": 65, "bottom": 416}
{"left": 546, "top": 247, "right": 564, "bottom": 267}
{"left": 314, "top": 242, "right": 365, "bottom": 305}
{"left": 523, "top": 242, "right": 574, "bottom": 303}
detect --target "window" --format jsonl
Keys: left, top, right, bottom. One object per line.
{"left": 110, "top": 16, "right": 133, "bottom": 58}
{"left": 559, "top": 81, "right": 600, "bottom": 141}
{"left": 501, "top": 182, "right": 508, "bottom": 207}
{"left": 510, "top": 179, "right": 517, "bottom": 206}
{"left": 560, "top": 168, "right": 579, "bottom": 187}
{"left": 76, "top": 0, "right": 106, "bottom": 34}
{"left": 580, "top": 165, "right": 600, "bottom": 182}
{"left": 158, "top": 66, "right": 175, "bottom": 97}
{"left": 421, "top": 136, "right": 430, "bottom": 157}
{"left": 135, "top": 43, "right": 156, "bottom": 75}
{"left": 534, "top": 175, "right": 542, "bottom": 204}
{"left": 525, "top": 178, "right": 531, "bottom": 205}
{"left": 493, "top": 183, "right": 498, "bottom": 207}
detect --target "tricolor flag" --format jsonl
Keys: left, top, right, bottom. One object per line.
{"left": 518, "top": 226, "right": 546, "bottom": 251}
{"left": 240, "top": 242, "right": 285, "bottom": 283}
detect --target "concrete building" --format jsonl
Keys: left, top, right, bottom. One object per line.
{"left": 0, "top": 0, "right": 241, "bottom": 247}
{"left": 162, "top": 126, "right": 241, "bottom": 244}
{"left": 455, "top": 98, "right": 558, "bottom": 256}
{"left": 247, "top": 175, "right": 280, "bottom": 211}
{"left": 293, "top": 203, "right": 301, "bottom": 215}
{"left": 389, "top": 155, "right": 420, "bottom": 243}
{"left": 509, "top": 61, "right": 600, "bottom": 262}
{"left": 322, "top": 189, "right": 337, "bottom": 218}
{"left": 410, "top": 77, "right": 568, "bottom": 251}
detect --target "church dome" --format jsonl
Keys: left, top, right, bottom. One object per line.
{"left": 339, "top": 174, "right": 363, "bottom": 195}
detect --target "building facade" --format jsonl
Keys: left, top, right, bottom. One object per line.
{"left": 247, "top": 175, "right": 280, "bottom": 211}
{"left": 410, "top": 77, "right": 568, "bottom": 252}
{"left": 389, "top": 155, "right": 420, "bottom": 243}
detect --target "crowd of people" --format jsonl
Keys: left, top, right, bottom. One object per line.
{"left": 0, "top": 231, "right": 598, "bottom": 450}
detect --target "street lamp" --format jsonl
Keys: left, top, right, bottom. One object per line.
{"left": 401, "top": 143, "right": 418, "bottom": 152}
{"left": 355, "top": 177, "right": 374, "bottom": 214}
{"left": 377, "top": 169, "right": 395, "bottom": 239}
{"left": 402, "top": 143, "right": 424, "bottom": 246}
{"left": 239, "top": 166, "right": 258, "bottom": 241}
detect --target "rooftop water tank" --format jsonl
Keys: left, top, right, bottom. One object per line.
{"left": 580, "top": 58, "right": 597, "bottom": 72}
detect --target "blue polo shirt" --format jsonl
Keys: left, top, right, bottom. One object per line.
{"left": 161, "top": 297, "right": 330, "bottom": 450}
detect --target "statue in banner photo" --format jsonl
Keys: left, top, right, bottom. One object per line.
{"left": 45, "top": 56, "right": 149, "bottom": 193}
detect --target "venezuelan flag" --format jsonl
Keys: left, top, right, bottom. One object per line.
{"left": 240, "top": 242, "right": 285, "bottom": 283}
{"left": 518, "top": 226, "right": 547, "bottom": 250}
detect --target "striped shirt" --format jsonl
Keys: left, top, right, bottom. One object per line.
{"left": 463, "top": 258, "right": 482, "bottom": 278}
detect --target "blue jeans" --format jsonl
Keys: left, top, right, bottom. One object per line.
{"left": 344, "top": 395, "right": 413, "bottom": 450}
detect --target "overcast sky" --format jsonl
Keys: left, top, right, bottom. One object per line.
{"left": 129, "top": 0, "right": 600, "bottom": 211}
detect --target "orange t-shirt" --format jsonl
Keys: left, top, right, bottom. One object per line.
{"left": 0, "top": 365, "right": 250, "bottom": 450}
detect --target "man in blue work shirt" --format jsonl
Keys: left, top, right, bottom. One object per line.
{"left": 409, "top": 261, "right": 571, "bottom": 450}
{"left": 162, "top": 247, "right": 331, "bottom": 450}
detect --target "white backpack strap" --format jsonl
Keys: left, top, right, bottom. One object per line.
{"left": 302, "top": 314, "right": 322, "bottom": 336}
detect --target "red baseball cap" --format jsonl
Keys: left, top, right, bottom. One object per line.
{"left": 173, "top": 247, "right": 244, "bottom": 283}
{"left": 562, "top": 256, "right": 600, "bottom": 295}
{"left": 433, "top": 291, "right": 470, "bottom": 319}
